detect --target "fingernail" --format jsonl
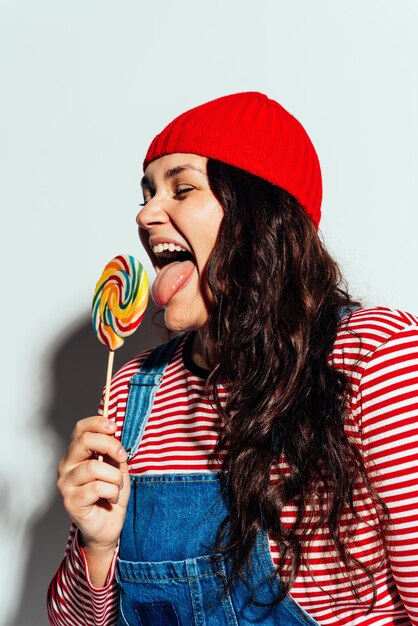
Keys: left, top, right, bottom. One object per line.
{"left": 118, "top": 448, "right": 127, "bottom": 460}
{"left": 103, "top": 420, "right": 115, "bottom": 431}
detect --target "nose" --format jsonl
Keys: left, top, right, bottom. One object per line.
{"left": 136, "top": 196, "right": 168, "bottom": 230}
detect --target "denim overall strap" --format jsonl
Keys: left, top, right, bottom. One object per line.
{"left": 121, "top": 335, "right": 183, "bottom": 461}
{"left": 339, "top": 304, "right": 358, "bottom": 319}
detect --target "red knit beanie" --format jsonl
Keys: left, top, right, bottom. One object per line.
{"left": 144, "top": 92, "right": 322, "bottom": 227}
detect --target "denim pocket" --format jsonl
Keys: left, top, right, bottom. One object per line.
{"left": 134, "top": 600, "right": 180, "bottom": 626}
{"left": 116, "top": 554, "right": 238, "bottom": 626}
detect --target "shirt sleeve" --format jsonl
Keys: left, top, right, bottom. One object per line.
{"left": 47, "top": 523, "right": 119, "bottom": 626}
{"left": 358, "top": 325, "right": 418, "bottom": 624}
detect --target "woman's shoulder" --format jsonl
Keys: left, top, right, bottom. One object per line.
{"left": 338, "top": 305, "right": 418, "bottom": 342}
{"left": 330, "top": 305, "right": 418, "bottom": 373}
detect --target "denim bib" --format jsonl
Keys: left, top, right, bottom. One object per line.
{"left": 116, "top": 336, "right": 319, "bottom": 625}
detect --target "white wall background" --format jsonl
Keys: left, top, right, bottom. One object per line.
{"left": 1, "top": 1, "right": 417, "bottom": 624}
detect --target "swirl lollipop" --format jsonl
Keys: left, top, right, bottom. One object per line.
{"left": 92, "top": 254, "right": 149, "bottom": 420}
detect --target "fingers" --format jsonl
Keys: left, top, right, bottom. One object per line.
{"left": 58, "top": 451, "right": 127, "bottom": 510}
{"left": 70, "top": 431, "right": 127, "bottom": 465}
{"left": 68, "top": 457, "right": 124, "bottom": 489}
{"left": 56, "top": 416, "right": 131, "bottom": 546}
{"left": 71, "top": 416, "right": 118, "bottom": 441}
{"left": 58, "top": 417, "right": 127, "bottom": 474}
{"left": 75, "top": 481, "right": 122, "bottom": 507}
{"left": 57, "top": 416, "right": 129, "bottom": 508}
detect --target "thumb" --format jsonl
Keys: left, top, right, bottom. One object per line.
{"left": 117, "top": 460, "right": 131, "bottom": 507}
{"left": 120, "top": 459, "right": 130, "bottom": 476}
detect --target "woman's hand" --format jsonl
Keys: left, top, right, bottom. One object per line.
{"left": 57, "top": 416, "right": 131, "bottom": 584}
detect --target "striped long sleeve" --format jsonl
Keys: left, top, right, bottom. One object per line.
{"left": 47, "top": 525, "right": 119, "bottom": 625}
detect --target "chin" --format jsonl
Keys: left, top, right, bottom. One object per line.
{"left": 163, "top": 304, "right": 208, "bottom": 333}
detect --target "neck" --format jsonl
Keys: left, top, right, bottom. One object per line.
{"left": 190, "top": 330, "right": 209, "bottom": 370}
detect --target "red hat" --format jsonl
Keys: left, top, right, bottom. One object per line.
{"left": 144, "top": 92, "right": 322, "bottom": 227}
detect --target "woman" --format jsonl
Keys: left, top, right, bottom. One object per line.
{"left": 48, "top": 92, "right": 418, "bottom": 625}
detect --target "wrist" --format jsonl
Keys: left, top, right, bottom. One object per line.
{"left": 79, "top": 533, "right": 118, "bottom": 555}
{"left": 78, "top": 532, "right": 118, "bottom": 589}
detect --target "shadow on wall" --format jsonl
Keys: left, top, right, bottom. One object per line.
{"left": 11, "top": 303, "right": 165, "bottom": 626}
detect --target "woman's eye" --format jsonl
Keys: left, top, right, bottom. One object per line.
{"left": 175, "top": 186, "right": 194, "bottom": 197}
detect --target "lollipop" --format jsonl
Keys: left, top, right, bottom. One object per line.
{"left": 92, "top": 254, "right": 149, "bottom": 419}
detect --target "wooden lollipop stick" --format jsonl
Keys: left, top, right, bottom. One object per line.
{"left": 98, "top": 350, "right": 115, "bottom": 462}
{"left": 103, "top": 350, "right": 115, "bottom": 418}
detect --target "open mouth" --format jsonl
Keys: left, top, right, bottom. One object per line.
{"left": 148, "top": 242, "right": 197, "bottom": 308}
{"left": 151, "top": 243, "right": 195, "bottom": 268}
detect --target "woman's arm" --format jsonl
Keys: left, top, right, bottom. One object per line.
{"left": 358, "top": 324, "right": 418, "bottom": 624}
{"left": 47, "top": 522, "right": 119, "bottom": 626}
{"left": 47, "top": 350, "right": 149, "bottom": 625}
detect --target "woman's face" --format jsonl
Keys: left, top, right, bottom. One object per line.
{"left": 137, "top": 153, "right": 223, "bottom": 331}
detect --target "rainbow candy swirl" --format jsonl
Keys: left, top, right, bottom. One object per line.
{"left": 92, "top": 254, "right": 149, "bottom": 351}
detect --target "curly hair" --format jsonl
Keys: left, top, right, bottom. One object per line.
{"left": 200, "top": 158, "right": 389, "bottom": 607}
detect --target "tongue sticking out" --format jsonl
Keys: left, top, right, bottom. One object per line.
{"left": 152, "top": 260, "right": 196, "bottom": 307}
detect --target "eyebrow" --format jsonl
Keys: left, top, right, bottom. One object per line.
{"left": 141, "top": 164, "right": 206, "bottom": 187}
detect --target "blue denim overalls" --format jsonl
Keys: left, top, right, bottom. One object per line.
{"left": 116, "top": 336, "right": 319, "bottom": 625}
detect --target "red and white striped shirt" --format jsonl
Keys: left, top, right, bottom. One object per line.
{"left": 48, "top": 307, "right": 418, "bottom": 625}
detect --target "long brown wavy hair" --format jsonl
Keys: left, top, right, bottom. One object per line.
{"left": 201, "top": 159, "right": 389, "bottom": 607}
